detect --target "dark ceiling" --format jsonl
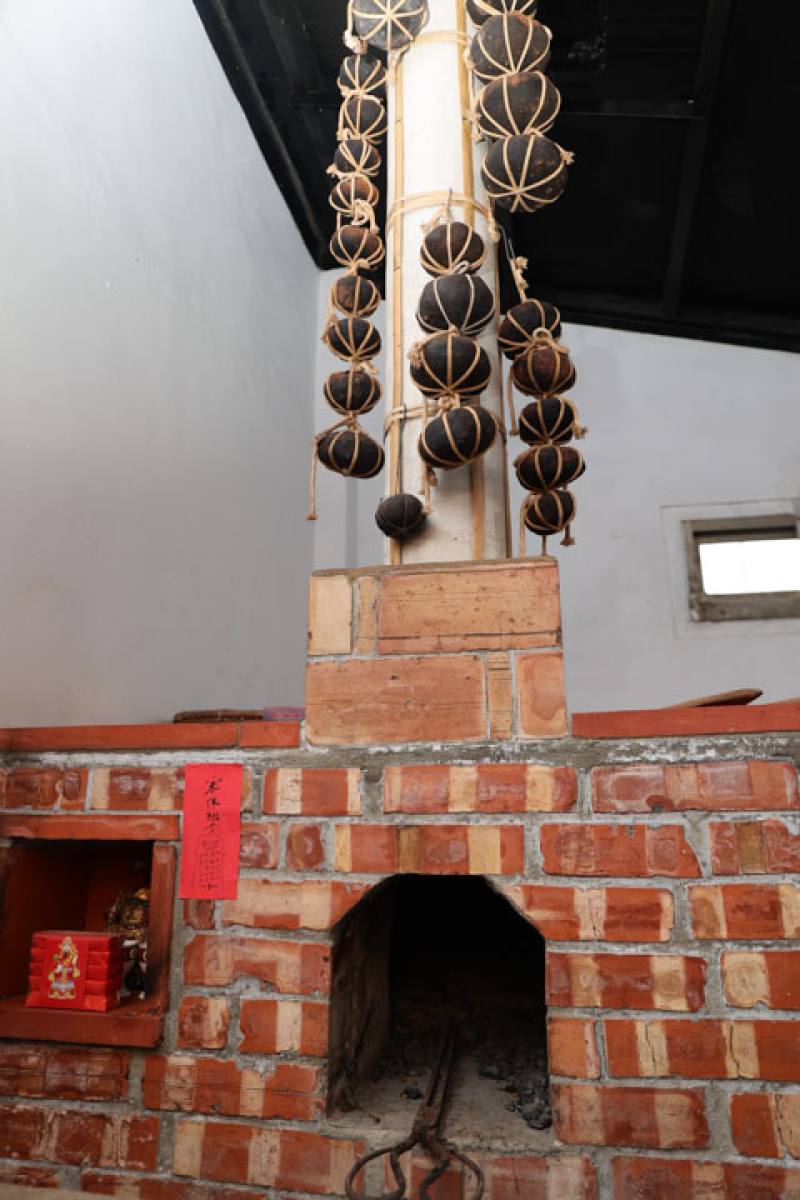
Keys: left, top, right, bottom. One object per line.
{"left": 192, "top": 0, "right": 799, "bottom": 352}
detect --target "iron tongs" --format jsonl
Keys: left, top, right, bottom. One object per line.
{"left": 344, "top": 1024, "right": 485, "bottom": 1200}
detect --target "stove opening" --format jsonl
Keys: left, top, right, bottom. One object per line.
{"left": 328, "top": 874, "right": 550, "bottom": 1151}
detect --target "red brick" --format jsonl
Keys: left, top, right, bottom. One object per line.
{"left": 485, "top": 1155, "right": 597, "bottom": 1199}
{"left": 221, "top": 880, "right": 368, "bottom": 931}
{"left": 546, "top": 953, "right": 705, "bottom": 1011}
{"left": 384, "top": 764, "right": 577, "bottom": 814}
{"left": 612, "top": 1157, "right": 800, "bottom": 1200}
{"left": 306, "top": 655, "right": 487, "bottom": 746}
{"left": 0, "top": 1045, "right": 128, "bottom": 1101}
{"left": 182, "top": 898, "right": 216, "bottom": 929}
{"left": 690, "top": 883, "right": 800, "bottom": 939}
{"left": 593, "top": 761, "right": 799, "bottom": 813}
{"left": 731, "top": 1091, "right": 800, "bottom": 1158}
{"left": 177, "top": 996, "right": 230, "bottom": 1050}
{"left": 143, "top": 1055, "right": 323, "bottom": 1122}
{"left": 540, "top": 824, "right": 700, "bottom": 877}
{"left": 239, "top": 998, "right": 328, "bottom": 1057}
{"left": 173, "top": 1121, "right": 363, "bottom": 1194}
{"left": 0, "top": 813, "right": 179, "bottom": 841}
{"left": 336, "top": 824, "right": 398, "bottom": 873}
{"left": 0, "top": 1106, "right": 158, "bottom": 1169}
{"left": 552, "top": 1083, "right": 708, "bottom": 1149}
{"left": 91, "top": 767, "right": 183, "bottom": 811}
{"left": 710, "top": 818, "right": 800, "bottom": 874}
{"left": 548, "top": 1018, "right": 600, "bottom": 1078}
{"left": 506, "top": 886, "right": 674, "bottom": 942}
{"left": 0, "top": 1166, "right": 60, "bottom": 1188}
{"left": 183, "top": 935, "right": 330, "bottom": 994}
{"left": 82, "top": 1175, "right": 265, "bottom": 1200}
{"left": 239, "top": 821, "right": 279, "bottom": 869}
{"left": 237, "top": 721, "right": 300, "bottom": 748}
{"left": 263, "top": 768, "right": 361, "bottom": 816}
{"left": 335, "top": 823, "right": 525, "bottom": 876}
{"left": 286, "top": 823, "right": 326, "bottom": 870}
{"left": 1, "top": 767, "right": 88, "bottom": 811}
{"left": 723, "top": 950, "right": 800, "bottom": 1008}
{"left": 0, "top": 1104, "right": 44, "bottom": 1158}
{"left": 516, "top": 651, "right": 568, "bottom": 738}
{"left": 605, "top": 1020, "right": 728, "bottom": 1078}
{"left": 605, "top": 1019, "right": 800, "bottom": 1082}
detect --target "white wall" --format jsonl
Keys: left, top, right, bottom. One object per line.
{"left": 1, "top": 2, "right": 797, "bottom": 724}
{"left": 314, "top": 269, "right": 800, "bottom": 711}
{"left": 0, "top": 0, "right": 318, "bottom": 724}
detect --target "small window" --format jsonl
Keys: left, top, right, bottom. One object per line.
{"left": 685, "top": 516, "right": 800, "bottom": 622}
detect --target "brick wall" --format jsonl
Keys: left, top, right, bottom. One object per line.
{"left": 2, "top": 746, "right": 800, "bottom": 1198}
{"left": 2, "top": 562, "right": 800, "bottom": 1197}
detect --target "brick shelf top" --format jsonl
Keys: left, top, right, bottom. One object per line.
{"left": 0, "top": 706, "right": 798, "bottom": 754}
{"left": 0, "top": 995, "right": 164, "bottom": 1048}
{"left": 574, "top": 701, "right": 800, "bottom": 739}
{"left": 0, "top": 721, "right": 301, "bottom": 753}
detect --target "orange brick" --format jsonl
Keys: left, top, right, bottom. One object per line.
{"left": 723, "top": 950, "right": 800, "bottom": 1008}
{"left": 173, "top": 1120, "right": 363, "bottom": 1193}
{"left": 354, "top": 575, "right": 378, "bottom": 655}
{"left": 690, "top": 883, "right": 800, "bottom": 939}
{"left": 540, "top": 824, "right": 700, "bottom": 877}
{"left": 307, "top": 573, "right": 352, "bottom": 656}
{"left": 263, "top": 768, "right": 361, "bottom": 816}
{"left": 709, "top": 818, "right": 800, "bottom": 874}
{"left": 516, "top": 651, "right": 568, "bottom": 738}
{"left": 548, "top": 1017, "right": 600, "bottom": 1078}
{"left": 547, "top": 953, "right": 706, "bottom": 1011}
{"left": 239, "top": 998, "right": 328, "bottom": 1056}
{"left": 1, "top": 767, "right": 88, "bottom": 811}
{"left": 183, "top": 935, "right": 330, "bottom": 994}
{"left": 239, "top": 821, "right": 279, "bottom": 869}
{"left": 306, "top": 655, "right": 487, "bottom": 746}
{"left": 552, "top": 1083, "right": 708, "bottom": 1149}
{"left": 593, "top": 761, "right": 799, "bottom": 813}
{"left": 376, "top": 560, "right": 561, "bottom": 653}
{"left": 613, "top": 1158, "right": 800, "bottom": 1200}
{"left": 384, "top": 764, "right": 577, "bottom": 814}
{"left": 731, "top": 1091, "right": 800, "bottom": 1158}
{"left": 487, "top": 651, "right": 513, "bottom": 739}
{"left": 177, "top": 996, "right": 230, "bottom": 1050}
{"left": 506, "top": 886, "right": 674, "bottom": 942}
{"left": 286, "top": 823, "right": 326, "bottom": 870}
{"left": 221, "top": 880, "right": 368, "bottom": 931}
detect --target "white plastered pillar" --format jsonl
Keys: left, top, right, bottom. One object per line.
{"left": 384, "top": 0, "right": 511, "bottom": 565}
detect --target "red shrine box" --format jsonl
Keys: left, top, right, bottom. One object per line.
{"left": 26, "top": 931, "right": 124, "bottom": 1011}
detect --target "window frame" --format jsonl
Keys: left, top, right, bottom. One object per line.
{"left": 684, "top": 514, "right": 800, "bottom": 623}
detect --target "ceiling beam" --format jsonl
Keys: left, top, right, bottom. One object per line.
{"left": 661, "top": 0, "right": 734, "bottom": 317}
{"left": 191, "top": 0, "right": 330, "bottom": 261}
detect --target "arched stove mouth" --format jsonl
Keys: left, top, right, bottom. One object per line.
{"left": 327, "top": 874, "right": 551, "bottom": 1153}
